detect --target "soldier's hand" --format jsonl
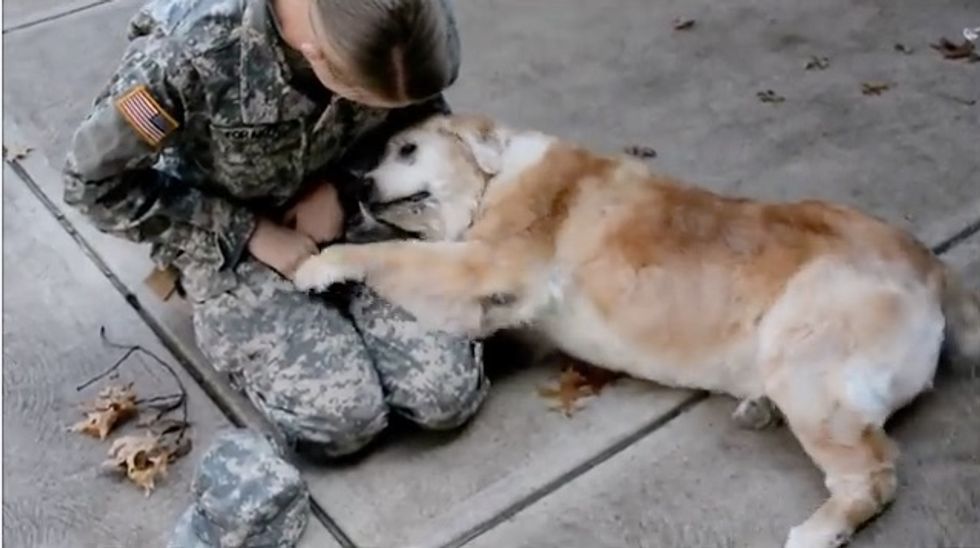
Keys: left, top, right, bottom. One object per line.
{"left": 284, "top": 182, "right": 345, "bottom": 244}
{"left": 248, "top": 218, "right": 318, "bottom": 279}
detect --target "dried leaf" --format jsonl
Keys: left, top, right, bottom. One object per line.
{"left": 538, "top": 369, "right": 593, "bottom": 417}
{"left": 623, "top": 145, "right": 657, "bottom": 159}
{"left": 930, "top": 37, "right": 980, "bottom": 62}
{"left": 894, "top": 43, "right": 914, "bottom": 55}
{"left": 571, "top": 360, "right": 623, "bottom": 393}
{"left": 672, "top": 18, "right": 695, "bottom": 31}
{"left": 756, "top": 90, "right": 785, "bottom": 104}
{"left": 69, "top": 384, "right": 138, "bottom": 440}
{"left": 805, "top": 56, "right": 830, "bottom": 70}
{"left": 103, "top": 432, "right": 183, "bottom": 496}
{"left": 861, "top": 81, "right": 892, "bottom": 96}
{"left": 537, "top": 358, "right": 622, "bottom": 417}
{"left": 2, "top": 145, "right": 33, "bottom": 161}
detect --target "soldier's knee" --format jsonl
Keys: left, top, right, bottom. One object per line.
{"left": 409, "top": 386, "right": 487, "bottom": 430}
{"left": 400, "top": 360, "right": 489, "bottom": 431}
{"left": 258, "top": 383, "right": 389, "bottom": 459}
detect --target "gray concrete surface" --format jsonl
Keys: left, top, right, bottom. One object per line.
{"left": 1, "top": 0, "right": 105, "bottom": 31}
{"left": 1, "top": 167, "right": 229, "bottom": 548}
{"left": 1, "top": 165, "right": 344, "bottom": 548}
{"left": 3, "top": 0, "right": 979, "bottom": 546}
{"left": 448, "top": 0, "right": 980, "bottom": 243}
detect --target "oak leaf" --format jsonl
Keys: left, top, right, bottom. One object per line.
{"left": 103, "top": 433, "right": 179, "bottom": 496}
{"left": 623, "top": 145, "right": 657, "bottom": 159}
{"left": 69, "top": 384, "right": 138, "bottom": 440}
{"left": 672, "top": 18, "right": 695, "bottom": 31}
{"left": 756, "top": 90, "right": 785, "bottom": 104}
{"left": 2, "top": 144, "right": 33, "bottom": 161}
{"left": 861, "top": 81, "right": 892, "bottom": 96}
{"left": 930, "top": 37, "right": 980, "bottom": 62}
{"left": 538, "top": 358, "right": 623, "bottom": 417}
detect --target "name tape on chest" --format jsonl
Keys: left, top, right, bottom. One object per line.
{"left": 115, "top": 85, "right": 179, "bottom": 147}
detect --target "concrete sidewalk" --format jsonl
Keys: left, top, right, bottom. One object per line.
{"left": 3, "top": 0, "right": 978, "bottom": 547}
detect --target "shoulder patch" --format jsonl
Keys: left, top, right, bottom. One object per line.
{"left": 115, "top": 85, "right": 179, "bottom": 147}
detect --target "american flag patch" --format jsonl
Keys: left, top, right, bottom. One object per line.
{"left": 115, "top": 85, "right": 179, "bottom": 147}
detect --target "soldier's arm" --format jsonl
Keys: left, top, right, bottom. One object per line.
{"left": 64, "top": 36, "right": 256, "bottom": 271}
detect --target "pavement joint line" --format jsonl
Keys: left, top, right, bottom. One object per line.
{"left": 447, "top": 391, "right": 710, "bottom": 548}
{"left": 310, "top": 498, "right": 358, "bottom": 548}
{"left": 3, "top": 0, "right": 115, "bottom": 34}
{"left": 932, "top": 217, "right": 980, "bottom": 256}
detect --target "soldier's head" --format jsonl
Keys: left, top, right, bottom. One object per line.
{"left": 302, "top": 0, "right": 460, "bottom": 108}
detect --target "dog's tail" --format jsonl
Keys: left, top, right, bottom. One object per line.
{"left": 941, "top": 266, "right": 980, "bottom": 368}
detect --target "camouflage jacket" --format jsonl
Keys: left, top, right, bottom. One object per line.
{"left": 63, "top": 0, "right": 449, "bottom": 300}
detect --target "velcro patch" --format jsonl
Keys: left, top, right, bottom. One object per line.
{"left": 115, "top": 85, "right": 179, "bottom": 147}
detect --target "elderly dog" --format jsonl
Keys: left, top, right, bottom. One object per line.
{"left": 295, "top": 114, "right": 980, "bottom": 548}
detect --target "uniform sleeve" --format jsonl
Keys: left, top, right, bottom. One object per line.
{"left": 63, "top": 36, "right": 256, "bottom": 272}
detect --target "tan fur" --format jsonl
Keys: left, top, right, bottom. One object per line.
{"left": 295, "top": 115, "right": 980, "bottom": 548}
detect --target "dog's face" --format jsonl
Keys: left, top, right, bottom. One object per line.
{"left": 355, "top": 115, "right": 504, "bottom": 242}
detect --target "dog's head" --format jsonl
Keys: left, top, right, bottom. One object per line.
{"left": 351, "top": 114, "right": 506, "bottom": 242}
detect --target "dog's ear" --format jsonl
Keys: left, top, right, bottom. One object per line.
{"left": 441, "top": 115, "right": 504, "bottom": 175}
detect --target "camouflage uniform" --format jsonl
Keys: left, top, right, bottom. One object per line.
{"left": 64, "top": 0, "right": 487, "bottom": 459}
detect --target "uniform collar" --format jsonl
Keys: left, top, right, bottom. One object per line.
{"left": 238, "top": 0, "right": 317, "bottom": 124}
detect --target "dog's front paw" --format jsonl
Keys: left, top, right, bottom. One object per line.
{"left": 785, "top": 522, "right": 851, "bottom": 548}
{"left": 293, "top": 249, "right": 363, "bottom": 292}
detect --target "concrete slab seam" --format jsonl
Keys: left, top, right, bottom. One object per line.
{"left": 3, "top": 0, "right": 115, "bottom": 34}
{"left": 448, "top": 392, "right": 710, "bottom": 548}
{"left": 933, "top": 218, "right": 980, "bottom": 256}
{"left": 310, "top": 498, "right": 358, "bottom": 548}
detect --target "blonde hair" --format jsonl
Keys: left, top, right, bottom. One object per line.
{"left": 313, "top": 0, "right": 460, "bottom": 103}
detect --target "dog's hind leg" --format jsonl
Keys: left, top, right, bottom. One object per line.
{"left": 778, "top": 403, "right": 898, "bottom": 548}
{"left": 759, "top": 272, "right": 943, "bottom": 548}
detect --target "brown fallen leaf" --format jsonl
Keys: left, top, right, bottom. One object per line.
{"left": 861, "top": 81, "right": 892, "bottom": 96}
{"left": 805, "top": 56, "right": 830, "bottom": 70}
{"left": 538, "top": 368, "right": 592, "bottom": 416}
{"left": 69, "top": 383, "right": 138, "bottom": 440}
{"left": 930, "top": 37, "right": 980, "bottom": 62}
{"left": 537, "top": 358, "right": 622, "bottom": 417}
{"left": 623, "top": 145, "right": 657, "bottom": 159}
{"left": 2, "top": 144, "right": 33, "bottom": 161}
{"left": 756, "top": 90, "right": 785, "bottom": 104}
{"left": 103, "top": 433, "right": 171, "bottom": 496}
{"left": 568, "top": 358, "right": 623, "bottom": 393}
{"left": 672, "top": 18, "right": 695, "bottom": 31}
{"left": 894, "top": 43, "right": 914, "bottom": 55}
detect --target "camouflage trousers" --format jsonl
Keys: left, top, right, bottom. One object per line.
{"left": 191, "top": 259, "right": 488, "bottom": 458}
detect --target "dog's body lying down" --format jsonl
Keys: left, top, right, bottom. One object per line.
{"left": 295, "top": 114, "right": 980, "bottom": 548}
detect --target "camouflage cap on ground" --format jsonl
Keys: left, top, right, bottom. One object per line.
{"left": 168, "top": 429, "right": 309, "bottom": 548}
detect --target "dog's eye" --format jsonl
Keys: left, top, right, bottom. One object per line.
{"left": 398, "top": 143, "right": 417, "bottom": 159}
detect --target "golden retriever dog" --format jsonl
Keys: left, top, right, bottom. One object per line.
{"left": 295, "top": 114, "right": 980, "bottom": 548}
